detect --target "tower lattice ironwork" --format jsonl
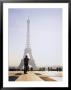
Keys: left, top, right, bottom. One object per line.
{"left": 18, "top": 18, "right": 36, "bottom": 70}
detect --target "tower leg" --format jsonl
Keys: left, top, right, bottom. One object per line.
{"left": 18, "top": 48, "right": 36, "bottom": 70}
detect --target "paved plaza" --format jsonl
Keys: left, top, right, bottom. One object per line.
{"left": 9, "top": 71, "right": 62, "bottom": 81}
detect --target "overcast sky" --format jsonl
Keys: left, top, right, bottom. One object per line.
{"left": 8, "top": 8, "right": 62, "bottom": 67}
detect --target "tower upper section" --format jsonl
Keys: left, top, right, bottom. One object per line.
{"left": 26, "top": 18, "right": 30, "bottom": 48}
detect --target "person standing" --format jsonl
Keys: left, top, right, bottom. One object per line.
{"left": 24, "top": 55, "right": 29, "bottom": 74}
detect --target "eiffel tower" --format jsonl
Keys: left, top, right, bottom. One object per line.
{"left": 18, "top": 18, "right": 37, "bottom": 70}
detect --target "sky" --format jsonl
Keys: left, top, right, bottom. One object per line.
{"left": 8, "top": 8, "right": 62, "bottom": 67}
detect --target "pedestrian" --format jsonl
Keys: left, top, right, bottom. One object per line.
{"left": 24, "top": 55, "right": 29, "bottom": 74}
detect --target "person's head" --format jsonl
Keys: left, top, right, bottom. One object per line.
{"left": 25, "top": 55, "right": 28, "bottom": 58}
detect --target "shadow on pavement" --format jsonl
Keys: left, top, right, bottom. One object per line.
{"left": 9, "top": 76, "right": 18, "bottom": 81}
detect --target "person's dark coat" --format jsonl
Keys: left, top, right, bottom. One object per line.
{"left": 24, "top": 56, "right": 29, "bottom": 66}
